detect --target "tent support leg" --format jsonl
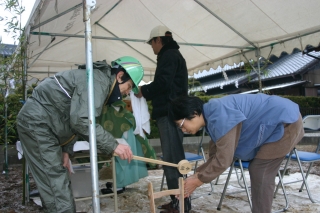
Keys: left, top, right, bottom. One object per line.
{"left": 256, "top": 49, "right": 262, "bottom": 93}
{"left": 83, "top": 1, "right": 100, "bottom": 213}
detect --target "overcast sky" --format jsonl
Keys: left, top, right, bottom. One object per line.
{"left": 0, "top": 0, "right": 36, "bottom": 45}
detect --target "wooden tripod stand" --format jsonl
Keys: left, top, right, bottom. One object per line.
{"left": 114, "top": 154, "right": 189, "bottom": 212}
{"left": 148, "top": 177, "right": 184, "bottom": 213}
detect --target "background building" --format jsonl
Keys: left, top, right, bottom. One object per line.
{"left": 191, "top": 49, "right": 320, "bottom": 97}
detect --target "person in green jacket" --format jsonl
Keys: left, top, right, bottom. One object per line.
{"left": 16, "top": 56, "right": 144, "bottom": 213}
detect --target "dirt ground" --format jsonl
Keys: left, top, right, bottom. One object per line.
{"left": 1, "top": 144, "right": 320, "bottom": 213}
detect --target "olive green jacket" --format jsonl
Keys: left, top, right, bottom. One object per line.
{"left": 17, "top": 62, "right": 118, "bottom": 155}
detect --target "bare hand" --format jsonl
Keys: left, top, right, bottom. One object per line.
{"left": 114, "top": 144, "right": 133, "bottom": 163}
{"left": 183, "top": 173, "right": 203, "bottom": 198}
{"left": 134, "top": 86, "right": 143, "bottom": 98}
{"left": 62, "top": 152, "right": 71, "bottom": 174}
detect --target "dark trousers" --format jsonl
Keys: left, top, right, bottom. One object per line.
{"left": 156, "top": 116, "right": 185, "bottom": 199}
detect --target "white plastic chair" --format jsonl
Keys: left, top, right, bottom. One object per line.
{"left": 302, "top": 115, "right": 320, "bottom": 131}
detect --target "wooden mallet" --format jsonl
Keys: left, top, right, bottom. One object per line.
{"left": 114, "top": 154, "right": 192, "bottom": 174}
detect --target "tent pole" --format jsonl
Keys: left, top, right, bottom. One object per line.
{"left": 24, "top": 50, "right": 30, "bottom": 203}
{"left": 83, "top": 1, "right": 100, "bottom": 213}
{"left": 29, "top": 31, "right": 253, "bottom": 49}
{"left": 4, "top": 91, "right": 8, "bottom": 177}
{"left": 256, "top": 49, "right": 262, "bottom": 93}
{"left": 22, "top": 54, "right": 26, "bottom": 204}
{"left": 23, "top": 49, "right": 27, "bottom": 103}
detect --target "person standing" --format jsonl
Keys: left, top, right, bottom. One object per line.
{"left": 135, "top": 25, "right": 190, "bottom": 213}
{"left": 168, "top": 94, "right": 304, "bottom": 213}
{"left": 17, "top": 56, "right": 144, "bottom": 213}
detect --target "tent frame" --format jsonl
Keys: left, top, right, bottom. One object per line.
{"left": 18, "top": 1, "right": 320, "bottom": 211}
{"left": 83, "top": 0, "right": 101, "bottom": 212}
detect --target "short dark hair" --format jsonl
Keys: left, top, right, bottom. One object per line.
{"left": 111, "top": 67, "right": 131, "bottom": 83}
{"left": 120, "top": 71, "right": 131, "bottom": 83}
{"left": 168, "top": 96, "right": 204, "bottom": 121}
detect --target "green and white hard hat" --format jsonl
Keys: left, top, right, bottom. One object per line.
{"left": 111, "top": 56, "right": 144, "bottom": 94}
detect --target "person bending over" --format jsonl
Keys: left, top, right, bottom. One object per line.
{"left": 17, "top": 56, "right": 144, "bottom": 213}
{"left": 168, "top": 94, "right": 304, "bottom": 213}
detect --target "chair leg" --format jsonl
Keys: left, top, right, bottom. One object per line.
{"left": 217, "top": 160, "right": 252, "bottom": 211}
{"left": 238, "top": 160, "right": 252, "bottom": 211}
{"left": 274, "top": 151, "right": 292, "bottom": 197}
{"left": 235, "top": 168, "right": 246, "bottom": 189}
{"left": 160, "top": 172, "right": 165, "bottom": 191}
{"left": 275, "top": 148, "right": 318, "bottom": 203}
{"left": 293, "top": 149, "right": 317, "bottom": 203}
{"left": 215, "top": 175, "right": 220, "bottom": 185}
{"left": 272, "top": 170, "right": 289, "bottom": 213}
{"left": 215, "top": 167, "right": 233, "bottom": 185}
{"left": 298, "top": 162, "right": 313, "bottom": 192}
{"left": 217, "top": 161, "right": 235, "bottom": 210}
{"left": 208, "top": 180, "right": 214, "bottom": 195}
{"left": 194, "top": 161, "right": 199, "bottom": 174}
{"left": 112, "top": 156, "right": 118, "bottom": 212}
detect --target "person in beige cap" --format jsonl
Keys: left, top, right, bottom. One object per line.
{"left": 135, "top": 26, "right": 190, "bottom": 213}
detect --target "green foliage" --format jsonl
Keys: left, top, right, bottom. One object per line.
{"left": 0, "top": 0, "right": 27, "bottom": 145}
{"left": 244, "top": 61, "right": 253, "bottom": 75}
{"left": 188, "top": 77, "right": 206, "bottom": 96}
{"left": 1, "top": 0, "right": 25, "bottom": 41}
{"left": 0, "top": 93, "right": 23, "bottom": 145}
{"left": 198, "top": 95, "right": 223, "bottom": 102}
{"left": 283, "top": 96, "right": 320, "bottom": 107}
{"left": 243, "top": 59, "right": 273, "bottom": 88}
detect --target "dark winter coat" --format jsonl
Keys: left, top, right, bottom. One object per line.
{"left": 141, "top": 40, "right": 188, "bottom": 119}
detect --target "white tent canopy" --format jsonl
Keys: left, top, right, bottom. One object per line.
{"left": 25, "top": 0, "right": 320, "bottom": 81}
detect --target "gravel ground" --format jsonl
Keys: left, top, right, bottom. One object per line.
{"left": 1, "top": 144, "right": 319, "bottom": 213}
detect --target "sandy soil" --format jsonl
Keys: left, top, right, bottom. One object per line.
{"left": 1, "top": 144, "right": 320, "bottom": 213}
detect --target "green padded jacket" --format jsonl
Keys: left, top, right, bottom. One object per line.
{"left": 17, "top": 61, "right": 118, "bottom": 155}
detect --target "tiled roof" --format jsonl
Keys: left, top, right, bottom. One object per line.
{"left": 191, "top": 51, "right": 320, "bottom": 92}
{"left": 193, "top": 62, "right": 244, "bottom": 79}
{"left": 252, "top": 51, "right": 320, "bottom": 81}
{"left": 0, "top": 44, "right": 17, "bottom": 57}
{"left": 191, "top": 72, "right": 257, "bottom": 92}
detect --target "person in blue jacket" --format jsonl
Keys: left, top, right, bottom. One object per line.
{"left": 168, "top": 94, "right": 304, "bottom": 213}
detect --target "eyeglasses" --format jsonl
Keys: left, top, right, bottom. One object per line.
{"left": 178, "top": 118, "right": 186, "bottom": 129}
